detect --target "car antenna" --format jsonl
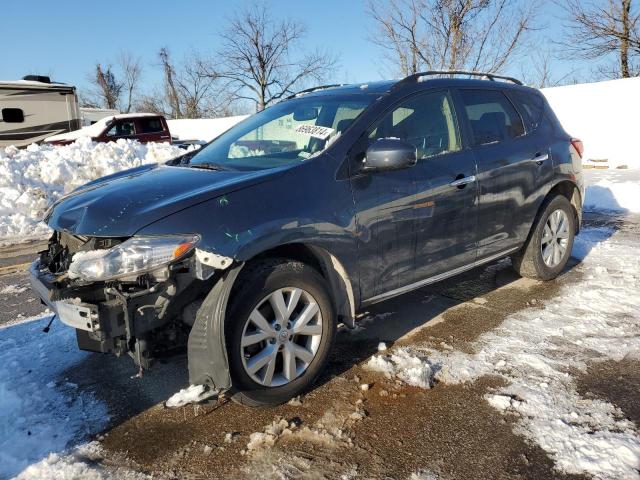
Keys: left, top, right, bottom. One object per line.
{"left": 42, "top": 314, "right": 57, "bottom": 333}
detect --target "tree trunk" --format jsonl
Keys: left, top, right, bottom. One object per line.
{"left": 621, "top": 0, "right": 631, "bottom": 78}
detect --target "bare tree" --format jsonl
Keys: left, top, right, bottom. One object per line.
{"left": 119, "top": 52, "right": 142, "bottom": 113}
{"left": 558, "top": 0, "right": 640, "bottom": 78}
{"left": 84, "top": 52, "right": 142, "bottom": 111}
{"left": 519, "top": 51, "right": 579, "bottom": 88}
{"left": 202, "top": 3, "right": 337, "bottom": 111}
{"left": 140, "top": 48, "right": 235, "bottom": 118}
{"left": 159, "top": 48, "right": 184, "bottom": 118}
{"left": 367, "top": 0, "right": 539, "bottom": 76}
{"left": 89, "top": 64, "right": 122, "bottom": 109}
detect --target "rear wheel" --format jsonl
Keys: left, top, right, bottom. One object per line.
{"left": 226, "top": 259, "right": 336, "bottom": 406}
{"left": 511, "top": 195, "right": 576, "bottom": 280}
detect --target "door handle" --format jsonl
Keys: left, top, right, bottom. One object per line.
{"left": 449, "top": 175, "right": 476, "bottom": 188}
{"left": 532, "top": 153, "right": 549, "bottom": 165}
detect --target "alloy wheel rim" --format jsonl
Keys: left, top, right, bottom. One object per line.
{"left": 240, "top": 287, "right": 323, "bottom": 387}
{"left": 541, "top": 209, "right": 570, "bottom": 267}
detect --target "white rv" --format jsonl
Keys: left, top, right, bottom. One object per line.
{"left": 0, "top": 75, "right": 81, "bottom": 148}
{"left": 80, "top": 107, "right": 120, "bottom": 126}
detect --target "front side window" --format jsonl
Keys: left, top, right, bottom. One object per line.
{"left": 106, "top": 121, "right": 135, "bottom": 137}
{"left": 2, "top": 108, "right": 24, "bottom": 123}
{"left": 369, "top": 90, "right": 461, "bottom": 159}
{"left": 190, "top": 95, "right": 374, "bottom": 170}
{"left": 460, "top": 89, "right": 525, "bottom": 145}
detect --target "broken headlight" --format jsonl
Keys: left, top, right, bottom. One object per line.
{"left": 68, "top": 235, "right": 199, "bottom": 282}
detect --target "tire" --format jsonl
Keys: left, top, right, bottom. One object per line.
{"left": 511, "top": 195, "right": 576, "bottom": 281}
{"left": 226, "top": 258, "right": 336, "bottom": 407}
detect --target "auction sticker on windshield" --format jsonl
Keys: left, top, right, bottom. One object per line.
{"left": 294, "top": 124, "right": 334, "bottom": 140}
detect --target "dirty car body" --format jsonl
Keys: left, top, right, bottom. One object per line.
{"left": 30, "top": 71, "right": 584, "bottom": 405}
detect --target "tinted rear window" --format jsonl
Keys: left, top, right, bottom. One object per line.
{"left": 138, "top": 117, "right": 164, "bottom": 133}
{"left": 509, "top": 90, "right": 544, "bottom": 131}
{"left": 460, "top": 89, "right": 525, "bottom": 145}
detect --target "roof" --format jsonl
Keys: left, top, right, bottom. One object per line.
{"left": 103, "top": 112, "right": 160, "bottom": 120}
{"left": 296, "top": 74, "right": 531, "bottom": 99}
{"left": 298, "top": 81, "right": 397, "bottom": 98}
{"left": 0, "top": 79, "right": 75, "bottom": 90}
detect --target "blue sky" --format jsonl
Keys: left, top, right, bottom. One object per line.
{"left": 1, "top": 0, "right": 592, "bottom": 93}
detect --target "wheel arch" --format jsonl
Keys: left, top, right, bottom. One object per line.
{"left": 235, "top": 242, "right": 357, "bottom": 328}
{"left": 545, "top": 180, "right": 582, "bottom": 234}
{"left": 518, "top": 179, "right": 581, "bottom": 256}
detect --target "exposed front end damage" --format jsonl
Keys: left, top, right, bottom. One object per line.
{"left": 29, "top": 231, "right": 235, "bottom": 390}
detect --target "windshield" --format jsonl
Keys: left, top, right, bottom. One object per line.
{"left": 189, "top": 94, "right": 374, "bottom": 171}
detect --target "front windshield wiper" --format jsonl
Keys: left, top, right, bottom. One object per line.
{"left": 190, "top": 162, "right": 231, "bottom": 171}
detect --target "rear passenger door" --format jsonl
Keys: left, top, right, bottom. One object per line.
{"left": 457, "top": 88, "right": 551, "bottom": 259}
{"left": 136, "top": 117, "right": 171, "bottom": 143}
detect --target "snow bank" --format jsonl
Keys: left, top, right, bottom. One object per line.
{"left": 168, "top": 115, "right": 248, "bottom": 142}
{"left": 0, "top": 138, "right": 185, "bottom": 245}
{"left": 584, "top": 169, "right": 640, "bottom": 213}
{"left": 542, "top": 77, "right": 640, "bottom": 169}
{"left": 0, "top": 316, "right": 109, "bottom": 478}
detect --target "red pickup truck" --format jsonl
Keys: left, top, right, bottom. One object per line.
{"left": 45, "top": 113, "right": 171, "bottom": 145}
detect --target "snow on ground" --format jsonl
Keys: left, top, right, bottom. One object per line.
{"left": 0, "top": 284, "right": 28, "bottom": 295}
{"left": 368, "top": 221, "right": 640, "bottom": 479}
{"left": 164, "top": 384, "right": 218, "bottom": 408}
{"left": 14, "top": 442, "right": 150, "bottom": 480}
{"left": 0, "top": 315, "right": 110, "bottom": 478}
{"left": 584, "top": 169, "right": 640, "bottom": 214}
{"left": 0, "top": 138, "right": 185, "bottom": 245}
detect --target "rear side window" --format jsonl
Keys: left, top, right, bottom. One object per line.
{"left": 138, "top": 117, "right": 164, "bottom": 134}
{"left": 369, "top": 90, "right": 461, "bottom": 159}
{"left": 2, "top": 108, "right": 24, "bottom": 123}
{"left": 509, "top": 91, "right": 544, "bottom": 131}
{"left": 460, "top": 90, "right": 525, "bottom": 145}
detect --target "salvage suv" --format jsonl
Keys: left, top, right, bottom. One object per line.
{"left": 30, "top": 71, "right": 584, "bottom": 406}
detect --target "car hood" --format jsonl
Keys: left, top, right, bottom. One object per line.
{"left": 47, "top": 164, "right": 284, "bottom": 236}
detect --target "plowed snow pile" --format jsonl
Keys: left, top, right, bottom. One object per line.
{"left": 0, "top": 139, "right": 185, "bottom": 245}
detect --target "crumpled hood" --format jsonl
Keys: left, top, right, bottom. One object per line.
{"left": 47, "top": 164, "right": 283, "bottom": 236}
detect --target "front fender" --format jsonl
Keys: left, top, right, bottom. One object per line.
{"left": 137, "top": 162, "right": 360, "bottom": 299}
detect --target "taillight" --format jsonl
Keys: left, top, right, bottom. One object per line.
{"left": 571, "top": 138, "right": 584, "bottom": 158}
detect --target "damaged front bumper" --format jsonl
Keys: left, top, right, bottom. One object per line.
{"left": 29, "top": 235, "right": 239, "bottom": 392}
{"left": 29, "top": 261, "right": 101, "bottom": 332}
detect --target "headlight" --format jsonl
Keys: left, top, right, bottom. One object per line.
{"left": 68, "top": 235, "right": 199, "bottom": 282}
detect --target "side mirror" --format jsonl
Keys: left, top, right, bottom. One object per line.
{"left": 361, "top": 138, "right": 417, "bottom": 172}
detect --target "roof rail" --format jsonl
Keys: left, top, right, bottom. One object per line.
{"left": 394, "top": 70, "right": 523, "bottom": 90}
{"left": 285, "top": 84, "right": 345, "bottom": 100}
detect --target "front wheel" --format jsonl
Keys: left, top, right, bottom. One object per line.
{"left": 511, "top": 195, "right": 576, "bottom": 280}
{"left": 226, "top": 259, "right": 336, "bottom": 406}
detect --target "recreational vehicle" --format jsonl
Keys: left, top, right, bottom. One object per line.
{"left": 0, "top": 75, "right": 81, "bottom": 148}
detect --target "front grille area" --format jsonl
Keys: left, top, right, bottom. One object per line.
{"left": 43, "top": 231, "right": 124, "bottom": 276}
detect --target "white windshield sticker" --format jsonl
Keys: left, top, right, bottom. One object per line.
{"left": 294, "top": 124, "right": 334, "bottom": 140}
